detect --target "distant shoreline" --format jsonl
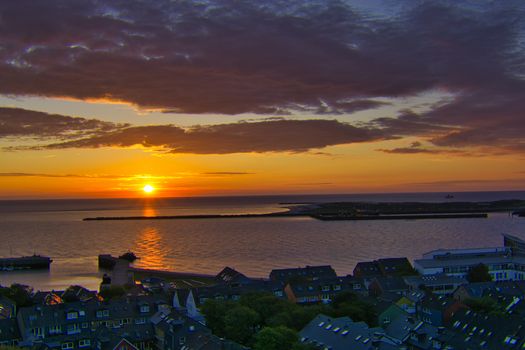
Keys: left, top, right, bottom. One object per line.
{"left": 83, "top": 199, "right": 525, "bottom": 221}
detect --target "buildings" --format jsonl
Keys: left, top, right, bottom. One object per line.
{"left": 413, "top": 234, "right": 525, "bottom": 281}
{"left": 284, "top": 276, "right": 364, "bottom": 304}
{"left": 403, "top": 274, "right": 467, "bottom": 295}
{"left": 270, "top": 265, "right": 337, "bottom": 284}
{"left": 299, "top": 314, "right": 400, "bottom": 350}
{"left": 353, "top": 258, "right": 414, "bottom": 279}
{"left": 16, "top": 296, "right": 168, "bottom": 350}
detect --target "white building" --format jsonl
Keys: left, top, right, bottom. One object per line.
{"left": 413, "top": 234, "right": 525, "bottom": 281}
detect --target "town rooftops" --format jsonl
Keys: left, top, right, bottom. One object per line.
{"left": 456, "top": 280, "right": 525, "bottom": 299}
{"left": 215, "top": 267, "right": 251, "bottom": 285}
{"left": 414, "top": 254, "right": 525, "bottom": 269}
{"left": 446, "top": 307, "right": 525, "bottom": 349}
{"left": 354, "top": 258, "right": 413, "bottom": 278}
{"left": 299, "top": 314, "right": 391, "bottom": 350}
{"left": 269, "top": 265, "right": 337, "bottom": 283}
{"left": 404, "top": 273, "right": 467, "bottom": 287}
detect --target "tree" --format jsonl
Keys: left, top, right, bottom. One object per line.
{"left": 467, "top": 263, "right": 492, "bottom": 283}
{"left": 223, "top": 305, "right": 260, "bottom": 345}
{"left": 0, "top": 284, "right": 33, "bottom": 307}
{"left": 200, "top": 299, "right": 234, "bottom": 337}
{"left": 98, "top": 285, "right": 125, "bottom": 300}
{"left": 253, "top": 326, "right": 298, "bottom": 350}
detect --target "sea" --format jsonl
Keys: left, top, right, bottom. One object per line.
{"left": 1, "top": 191, "right": 525, "bottom": 291}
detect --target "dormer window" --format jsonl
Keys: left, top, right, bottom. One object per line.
{"left": 96, "top": 310, "right": 110, "bottom": 318}
{"left": 140, "top": 304, "right": 150, "bottom": 313}
{"left": 67, "top": 311, "right": 78, "bottom": 320}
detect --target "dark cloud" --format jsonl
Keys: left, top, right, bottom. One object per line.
{"left": 0, "top": 107, "right": 388, "bottom": 154}
{"left": 1, "top": 0, "right": 525, "bottom": 154}
{"left": 0, "top": 0, "right": 523, "bottom": 118}
{"left": 0, "top": 107, "right": 127, "bottom": 139}
{"left": 36, "top": 119, "right": 387, "bottom": 154}
{"left": 0, "top": 172, "right": 121, "bottom": 178}
{"left": 377, "top": 140, "right": 466, "bottom": 155}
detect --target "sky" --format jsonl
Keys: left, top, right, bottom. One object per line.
{"left": 1, "top": 0, "right": 525, "bottom": 199}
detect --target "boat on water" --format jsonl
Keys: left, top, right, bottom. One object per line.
{"left": 0, "top": 255, "right": 52, "bottom": 271}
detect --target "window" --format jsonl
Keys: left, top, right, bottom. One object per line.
{"left": 334, "top": 285, "right": 341, "bottom": 291}
{"left": 67, "top": 324, "right": 81, "bottom": 335}
{"left": 67, "top": 312, "right": 78, "bottom": 320}
{"left": 135, "top": 317, "right": 146, "bottom": 324}
{"left": 79, "top": 340, "right": 91, "bottom": 348}
{"left": 140, "top": 305, "right": 150, "bottom": 313}
{"left": 62, "top": 342, "right": 74, "bottom": 350}
{"left": 79, "top": 310, "right": 85, "bottom": 317}
{"left": 31, "top": 327, "right": 43, "bottom": 338}
{"left": 81, "top": 323, "right": 88, "bottom": 329}
{"left": 179, "top": 337, "right": 186, "bottom": 345}
{"left": 97, "top": 310, "right": 110, "bottom": 318}
{"left": 49, "top": 325, "right": 62, "bottom": 334}
{"left": 321, "top": 285, "right": 330, "bottom": 292}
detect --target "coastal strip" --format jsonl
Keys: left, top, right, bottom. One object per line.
{"left": 83, "top": 212, "right": 488, "bottom": 221}
{"left": 83, "top": 212, "right": 300, "bottom": 221}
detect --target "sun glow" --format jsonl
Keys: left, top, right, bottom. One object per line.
{"left": 143, "top": 184, "right": 155, "bottom": 194}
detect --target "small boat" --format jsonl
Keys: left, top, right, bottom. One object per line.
{"left": 445, "top": 194, "right": 454, "bottom": 199}
{"left": 512, "top": 210, "right": 525, "bottom": 217}
{"left": 0, "top": 255, "right": 52, "bottom": 271}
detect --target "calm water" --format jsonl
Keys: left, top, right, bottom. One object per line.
{"left": 1, "top": 192, "right": 525, "bottom": 291}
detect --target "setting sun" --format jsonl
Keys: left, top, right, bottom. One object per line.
{"left": 143, "top": 184, "right": 155, "bottom": 194}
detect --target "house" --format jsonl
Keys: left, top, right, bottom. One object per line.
{"left": 299, "top": 314, "right": 401, "bottom": 350}
{"left": 178, "top": 278, "right": 285, "bottom": 307}
{"left": 354, "top": 258, "right": 414, "bottom": 279}
{"left": 445, "top": 308, "right": 525, "bottom": 349}
{"left": 269, "top": 265, "right": 337, "bottom": 284}
{"left": 0, "top": 295, "right": 16, "bottom": 319}
{"left": 152, "top": 310, "right": 246, "bottom": 350}
{"left": 354, "top": 262, "right": 383, "bottom": 279}
{"left": 0, "top": 318, "right": 21, "bottom": 346}
{"left": 384, "top": 315, "right": 443, "bottom": 349}
{"left": 403, "top": 274, "right": 467, "bottom": 295}
{"left": 415, "top": 295, "right": 464, "bottom": 327}
{"left": 378, "top": 304, "right": 407, "bottom": 327}
{"left": 394, "top": 291, "right": 424, "bottom": 314}
{"left": 377, "top": 258, "right": 415, "bottom": 276}
{"left": 368, "top": 276, "right": 409, "bottom": 297}
{"left": 215, "top": 267, "right": 252, "bottom": 286}
{"left": 16, "top": 296, "right": 167, "bottom": 349}
{"left": 453, "top": 280, "right": 525, "bottom": 302}
{"left": 284, "top": 276, "right": 365, "bottom": 304}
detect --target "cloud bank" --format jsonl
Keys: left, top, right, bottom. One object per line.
{"left": 1, "top": 0, "right": 524, "bottom": 154}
